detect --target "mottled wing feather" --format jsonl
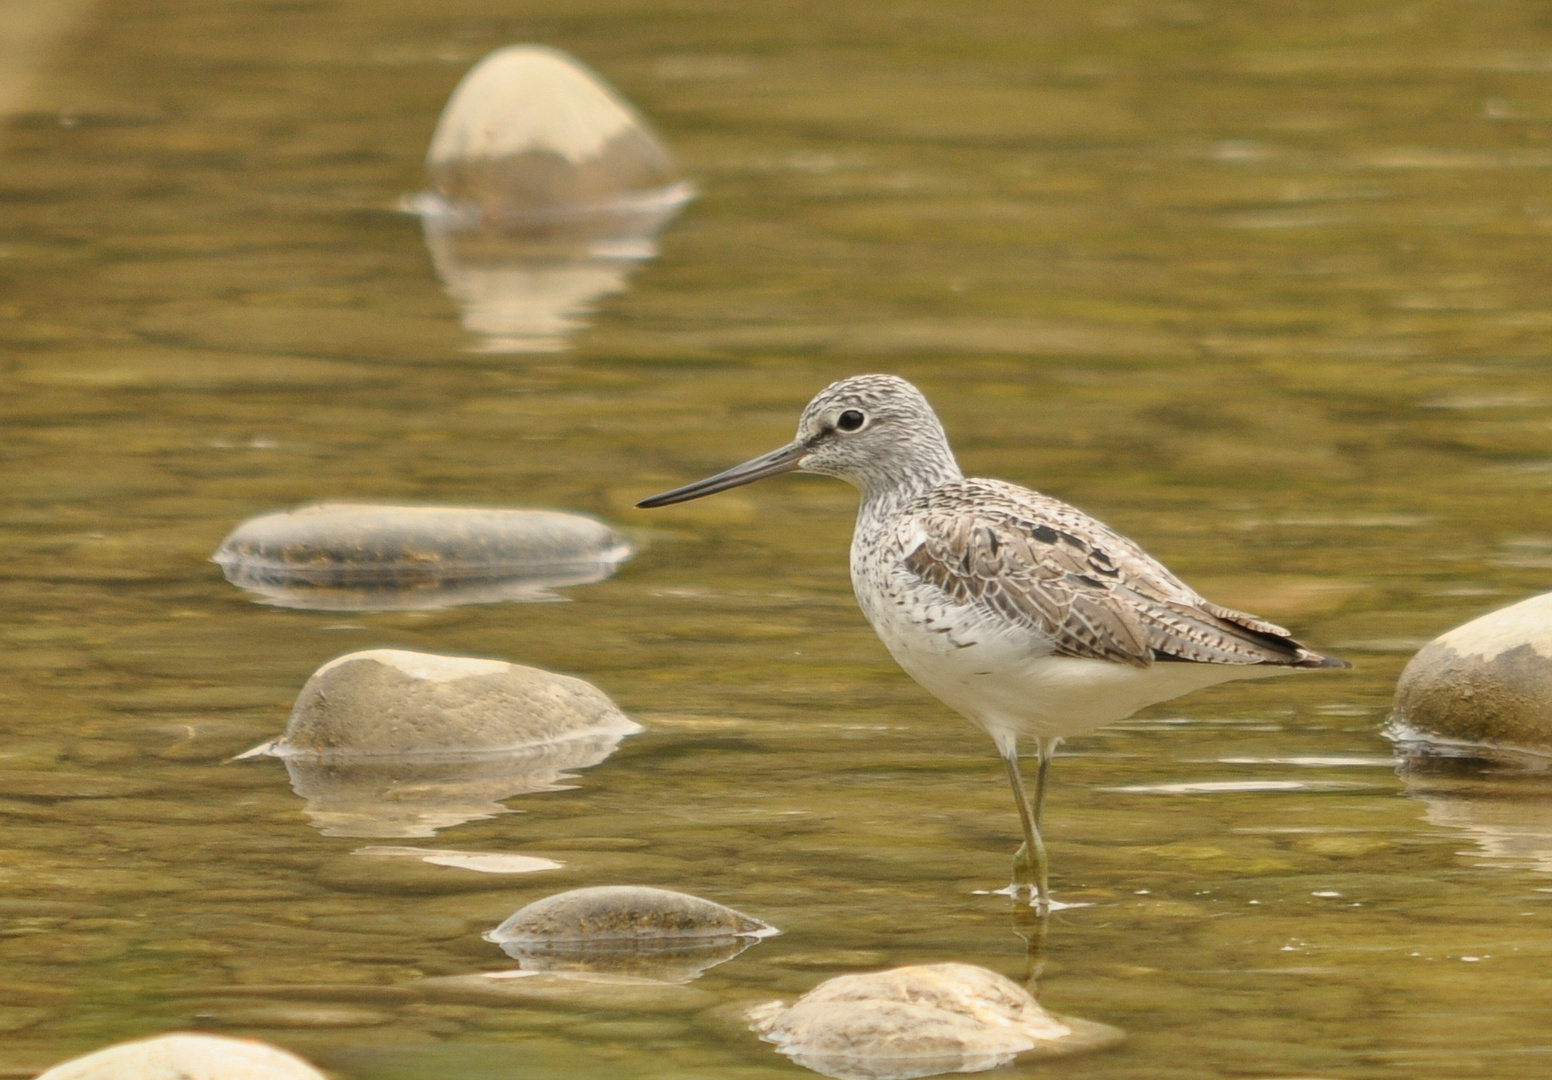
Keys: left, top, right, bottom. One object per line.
{"left": 898, "top": 479, "right": 1312, "bottom": 668}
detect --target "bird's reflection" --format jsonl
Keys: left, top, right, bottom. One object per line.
{"left": 276, "top": 732, "right": 635, "bottom": 838}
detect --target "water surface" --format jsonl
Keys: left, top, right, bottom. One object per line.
{"left": 4, "top": 1, "right": 1552, "bottom": 1077}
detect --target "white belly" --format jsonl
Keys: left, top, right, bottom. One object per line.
{"left": 859, "top": 581, "right": 1294, "bottom": 746}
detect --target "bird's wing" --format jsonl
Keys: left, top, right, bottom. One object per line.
{"left": 896, "top": 480, "right": 1313, "bottom": 668}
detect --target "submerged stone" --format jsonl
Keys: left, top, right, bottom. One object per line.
{"left": 1391, "top": 592, "right": 1552, "bottom": 755}
{"left": 242, "top": 649, "right": 641, "bottom": 837}
{"left": 748, "top": 963, "right": 1121, "bottom": 1080}
{"left": 213, "top": 503, "right": 631, "bottom": 610}
{"left": 486, "top": 885, "right": 777, "bottom": 981}
{"left": 35, "top": 1033, "right": 327, "bottom": 1080}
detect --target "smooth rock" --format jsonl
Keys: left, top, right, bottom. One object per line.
{"left": 748, "top": 963, "right": 1122, "bottom": 1080}
{"left": 411, "top": 45, "right": 692, "bottom": 353}
{"left": 213, "top": 503, "right": 631, "bottom": 610}
{"left": 424, "top": 44, "right": 689, "bottom": 225}
{"left": 35, "top": 1033, "right": 327, "bottom": 1080}
{"left": 486, "top": 885, "right": 778, "bottom": 981}
{"left": 267, "top": 649, "right": 639, "bottom": 758}
{"left": 241, "top": 649, "right": 640, "bottom": 837}
{"left": 1391, "top": 592, "right": 1552, "bottom": 754}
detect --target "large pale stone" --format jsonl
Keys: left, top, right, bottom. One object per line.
{"left": 425, "top": 45, "right": 688, "bottom": 223}
{"left": 35, "top": 1033, "right": 326, "bottom": 1080}
{"left": 411, "top": 46, "right": 693, "bottom": 353}
{"left": 487, "top": 885, "right": 777, "bottom": 981}
{"left": 1392, "top": 592, "right": 1552, "bottom": 754}
{"left": 213, "top": 503, "right": 631, "bottom": 611}
{"left": 242, "top": 649, "right": 641, "bottom": 837}
{"left": 748, "top": 963, "right": 1121, "bottom": 1080}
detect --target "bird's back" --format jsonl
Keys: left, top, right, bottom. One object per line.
{"left": 853, "top": 476, "right": 1345, "bottom": 673}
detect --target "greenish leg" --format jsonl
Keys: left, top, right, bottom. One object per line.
{"left": 1004, "top": 738, "right": 1059, "bottom": 909}
{"left": 1003, "top": 748, "right": 1049, "bottom": 908}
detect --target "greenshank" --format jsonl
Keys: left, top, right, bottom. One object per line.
{"left": 639, "top": 374, "right": 1348, "bottom": 906}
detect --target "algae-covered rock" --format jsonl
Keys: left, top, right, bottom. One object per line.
{"left": 35, "top": 1032, "right": 327, "bottom": 1080}
{"left": 1392, "top": 592, "right": 1552, "bottom": 755}
{"left": 749, "top": 963, "right": 1121, "bottom": 1080}
{"left": 486, "top": 885, "right": 777, "bottom": 981}
{"left": 213, "top": 503, "right": 631, "bottom": 610}
{"left": 241, "top": 649, "right": 641, "bottom": 837}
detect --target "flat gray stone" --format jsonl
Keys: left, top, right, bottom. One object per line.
{"left": 213, "top": 503, "right": 631, "bottom": 610}
{"left": 35, "top": 1033, "right": 328, "bottom": 1080}
{"left": 749, "top": 963, "right": 1122, "bottom": 1080}
{"left": 1392, "top": 592, "right": 1552, "bottom": 754}
{"left": 487, "top": 885, "right": 777, "bottom": 981}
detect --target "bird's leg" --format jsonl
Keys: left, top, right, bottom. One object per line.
{"left": 1002, "top": 746, "right": 1048, "bottom": 909}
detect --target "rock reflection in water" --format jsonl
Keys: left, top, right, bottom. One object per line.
{"left": 273, "top": 738, "right": 633, "bottom": 838}
{"left": 243, "top": 649, "right": 642, "bottom": 838}
{"left": 748, "top": 963, "right": 1120, "bottom": 1080}
{"left": 1397, "top": 749, "right": 1552, "bottom": 876}
{"left": 409, "top": 44, "right": 692, "bottom": 353}
{"left": 486, "top": 885, "right": 778, "bottom": 983}
{"left": 213, "top": 503, "right": 632, "bottom": 611}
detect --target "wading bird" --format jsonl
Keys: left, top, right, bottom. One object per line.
{"left": 639, "top": 375, "right": 1347, "bottom": 907}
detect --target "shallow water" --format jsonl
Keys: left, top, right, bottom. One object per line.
{"left": 5, "top": 1, "right": 1552, "bottom": 1077}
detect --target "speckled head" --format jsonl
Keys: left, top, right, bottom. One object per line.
{"left": 636, "top": 374, "right": 963, "bottom": 508}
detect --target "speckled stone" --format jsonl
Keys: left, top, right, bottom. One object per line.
{"left": 34, "top": 1033, "right": 327, "bottom": 1080}
{"left": 1392, "top": 592, "right": 1552, "bottom": 753}
{"left": 748, "top": 963, "right": 1122, "bottom": 1080}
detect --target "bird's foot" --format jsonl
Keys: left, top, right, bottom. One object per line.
{"left": 1010, "top": 842, "right": 1049, "bottom": 911}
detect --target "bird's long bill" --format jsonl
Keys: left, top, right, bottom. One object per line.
{"left": 636, "top": 440, "right": 806, "bottom": 508}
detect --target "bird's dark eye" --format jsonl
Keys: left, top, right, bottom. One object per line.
{"left": 836, "top": 409, "right": 866, "bottom": 432}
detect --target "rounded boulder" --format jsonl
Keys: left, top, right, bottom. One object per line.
{"left": 269, "top": 649, "right": 641, "bottom": 759}
{"left": 749, "top": 963, "right": 1121, "bottom": 1079}
{"left": 1392, "top": 592, "right": 1552, "bottom": 754}
{"left": 35, "top": 1033, "right": 327, "bottom": 1080}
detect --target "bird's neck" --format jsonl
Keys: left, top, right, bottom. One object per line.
{"left": 854, "top": 441, "right": 963, "bottom": 525}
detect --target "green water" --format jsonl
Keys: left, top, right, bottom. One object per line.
{"left": 5, "top": 1, "right": 1552, "bottom": 1076}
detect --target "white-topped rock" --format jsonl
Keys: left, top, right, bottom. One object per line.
{"left": 425, "top": 45, "right": 689, "bottom": 224}
{"left": 749, "top": 963, "right": 1120, "bottom": 1080}
{"left": 1392, "top": 592, "right": 1552, "bottom": 754}
{"left": 213, "top": 503, "right": 631, "bottom": 610}
{"left": 35, "top": 1033, "right": 326, "bottom": 1080}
